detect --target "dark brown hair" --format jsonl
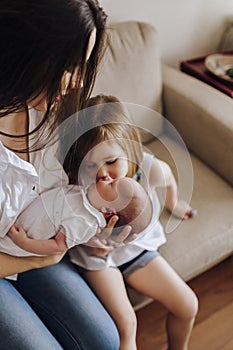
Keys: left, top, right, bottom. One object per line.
{"left": 0, "top": 0, "right": 107, "bottom": 150}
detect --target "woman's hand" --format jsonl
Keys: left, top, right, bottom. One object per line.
{"left": 0, "top": 250, "right": 67, "bottom": 279}
{"left": 0, "top": 226, "right": 68, "bottom": 278}
{"left": 27, "top": 250, "right": 67, "bottom": 268}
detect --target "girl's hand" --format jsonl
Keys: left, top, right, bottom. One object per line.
{"left": 84, "top": 214, "right": 138, "bottom": 257}
{"left": 171, "top": 200, "right": 197, "bottom": 220}
{"left": 96, "top": 214, "right": 137, "bottom": 244}
{"left": 81, "top": 238, "right": 114, "bottom": 258}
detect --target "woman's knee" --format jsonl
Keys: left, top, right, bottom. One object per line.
{"left": 93, "top": 326, "right": 120, "bottom": 350}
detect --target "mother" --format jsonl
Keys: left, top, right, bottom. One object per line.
{"left": 0, "top": 1, "right": 121, "bottom": 349}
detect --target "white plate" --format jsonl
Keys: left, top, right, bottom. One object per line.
{"left": 204, "top": 54, "right": 233, "bottom": 83}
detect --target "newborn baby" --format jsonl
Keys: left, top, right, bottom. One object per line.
{"left": 5, "top": 176, "right": 151, "bottom": 257}
{"left": 87, "top": 177, "right": 153, "bottom": 236}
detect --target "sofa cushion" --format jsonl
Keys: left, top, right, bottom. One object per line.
{"left": 92, "top": 21, "right": 163, "bottom": 143}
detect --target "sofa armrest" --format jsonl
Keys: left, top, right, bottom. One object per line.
{"left": 162, "top": 64, "right": 233, "bottom": 185}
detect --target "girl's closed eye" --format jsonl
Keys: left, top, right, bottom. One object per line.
{"left": 106, "top": 159, "right": 117, "bottom": 165}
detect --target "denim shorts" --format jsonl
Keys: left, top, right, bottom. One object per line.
{"left": 76, "top": 250, "right": 160, "bottom": 279}
{"left": 118, "top": 250, "right": 160, "bottom": 278}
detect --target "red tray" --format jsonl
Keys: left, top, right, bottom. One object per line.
{"left": 180, "top": 50, "right": 233, "bottom": 98}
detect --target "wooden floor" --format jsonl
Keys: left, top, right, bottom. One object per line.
{"left": 136, "top": 256, "right": 233, "bottom": 350}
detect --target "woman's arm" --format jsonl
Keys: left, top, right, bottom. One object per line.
{"left": 0, "top": 250, "right": 66, "bottom": 279}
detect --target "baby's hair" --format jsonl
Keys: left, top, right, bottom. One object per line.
{"left": 88, "top": 177, "right": 153, "bottom": 235}
{"left": 63, "top": 94, "right": 143, "bottom": 184}
{"left": 113, "top": 178, "right": 152, "bottom": 235}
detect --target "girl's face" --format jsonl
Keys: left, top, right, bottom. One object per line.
{"left": 83, "top": 139, "right": 129, "bottom": 183}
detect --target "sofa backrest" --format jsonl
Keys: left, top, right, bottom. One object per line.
{"left": 92, "top": 21, "right": 164, "bottom": 142}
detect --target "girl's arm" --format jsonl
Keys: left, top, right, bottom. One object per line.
{"left": 9, "top": 225, "right": 67, "bottom": 255}
{"left": 149, "top": 158, "right": 196, "bottom": 219}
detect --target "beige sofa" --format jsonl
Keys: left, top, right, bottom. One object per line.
{"left": 92, "top": 21, "right": 233, "bottom": 309}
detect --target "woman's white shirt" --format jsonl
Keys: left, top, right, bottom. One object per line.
{"left": 0, "top": 108, "right": 104, "bottom": 258}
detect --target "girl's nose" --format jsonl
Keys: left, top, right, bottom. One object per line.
{"left": 97, "top": 166, "right": 111, "bottom": 181}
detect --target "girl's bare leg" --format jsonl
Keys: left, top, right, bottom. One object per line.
{"left": 84, "top": 267, "right": 137, "bottom": 350}
{"left": 126, "top": 255, "right": 198, "bottom": 350}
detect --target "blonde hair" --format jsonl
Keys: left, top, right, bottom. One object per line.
{"left": 64, "top": 94, "right": 143, "bottom": 184}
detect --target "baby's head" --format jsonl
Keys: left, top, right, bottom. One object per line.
{"left": 88, "top": 177, "right": 152, "bottom": 235}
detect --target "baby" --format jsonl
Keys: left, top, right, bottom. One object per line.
{"left": 88, "top": 176, "right": 153, "bottom": 237}
{"left": 5, "top": 176, "right": 152, "bottom": 256}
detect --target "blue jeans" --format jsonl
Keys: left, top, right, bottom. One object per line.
{"left": 0, "top": 255, "right": 119, "bottom": 350}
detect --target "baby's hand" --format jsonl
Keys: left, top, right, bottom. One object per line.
{"left": 9, "top": 225, "right": 29, "bottom": 247}
{"left": 9, "top": 225, "right": 68, "bottom": 255}
{"left": 171, "top": 200, "right": 197, "bottom": 220}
